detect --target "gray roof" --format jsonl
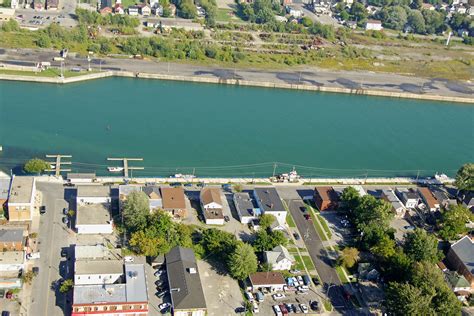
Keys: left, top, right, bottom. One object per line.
{"left": 0, "top": 229, "right": 24, "bottom": 243}
{"left": 142, "top": 186, "right": 161, "bottom": 199}
{"left": 125, "top": 264, "right": 148, "bottom": 302}
{"left": 75, "top": 260, "right": 123, "bottom": 275}
{"left": 166, "top": 247, "right": 207, "bottom": 311}
{"left": 77, "top": 185, "right": 111, "bottom": 198}
{"left": 234, "top": 192, "right": 256, "bottom": 218}
{"left": 8, "top": 176, "right": 35, "bottom": 204}
{"left": 119, "top": 185, "right": 142, "bottom": 197}
{"left": 76, "top": 203, "right": 112, "bottom": 226}
{"left": 74, "top": 284, "right": 127, "bottom": 305}
{"left": 382, "top": 189, "right": 405, "bottom": 211}
{"left": 253, "top": 188, "right": 286, "bottom": 214}
{"left": 451, "top": 236, "right": 474, "bottom": 275}
{"left": 264, "top": 245, "right": 295, "bottom": 265}
{"left": 0, "top": 178, "right": 11, "bottom": 200}
{"left": 74, "top": 244, "right": 120, "bottom": 260}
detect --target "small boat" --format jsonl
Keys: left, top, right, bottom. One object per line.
{"left": 171, "top": 173, "right": 184, "bottom": 178}
{"left": 108, "top": 167, "right": 124, "bottom": 172}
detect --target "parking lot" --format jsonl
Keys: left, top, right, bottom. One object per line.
{"left": 251, "top": 288, "right": 322, "bottom": 315}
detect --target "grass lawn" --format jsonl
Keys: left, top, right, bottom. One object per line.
{"left": 287, "top": 247, "right": 298, "bottom": 253}
{"left": 301, "top": 256, "right": 315, "bottom": 271}
{"left": 323, "top": 299, "right": 333, "bottom": 312}
{"left": 216, "top": 8, "right": 233, "bottom": 22}
{"left": 286, "top": 212, "right": 296, "bottom": 228}
{"left": 293, "top": 255, "right": 305, "bottom": 271}
{"left": 316, "top": 214, "right": 332, "bottom": 239}
{"left": 308, "top": 209, "right": 328, "bottom": 242}
{"left": 335, "top": 266, "right": 350, "bottom": 283}
{"left": 0, "top": 68, "right": 94, "bottom": 78}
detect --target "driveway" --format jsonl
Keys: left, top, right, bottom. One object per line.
{"left": 198, "top": 259, "right": 243, "bottom": 316}
{"left": 285, "top": 198, "right": 353, "bottom": 313}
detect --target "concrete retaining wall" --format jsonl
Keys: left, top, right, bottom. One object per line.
{"left": 1, "top": 70, "right": 473, "bottom": 104}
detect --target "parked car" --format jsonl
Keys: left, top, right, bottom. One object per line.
{"left": 124, "top": 256, "right": 134, "bottom": 263}
{"left": 255, "top": 291, "right": 264, "bottom": 302}
{"left": 304, "top": 214, "right": 311, "bottom": 221}
{"left": 154, "top": 270, "right": 164, "bottom": 277}
{"left": 302, "top": 275, "right": 311, "bottom": 286}
{"left": 40, "top": 206, "right": 46, "bottom": 215}
{"left": 235, "top": 306, "right": 246, "bottom": 313}
{"left": 32, "top": 267, "right": 39, "bottom": 274}
{"left": 293, "top": 232, "right": 300, "bottom": 240}
{"left": 272, "top": 305, "right": 282, "bottom": 316}
{"left": 312, "top": 277, "right": 320, "bottom": 285}
{"left": 299, "top": 303, "right": 309, "bottom": 314}
{"left": 297, "top": 285, "right": 309, "bottom": 292}
{"left": 245, "top": 292, "right": 254, "bottom": 302}
{"left": 158, "top": 302, "right": 170, "bottom": 310}
{"left": 279, "top": 304, "right": 288, "bottom": 315}
{"left": 62, "top": 217, "right": 69, "bottom": 224}
{"left": 224, "top": 215, "right": 230, "bottom": 222}
{"left": 285, "top": 303, "right": 294, "bottom": 313}
{"left": 156, "top": 290, "right": 167, "bottom": 298}
{"left": 310, "top": 300, "right": 319, "bottom": 311}
{"left": 60, "top": 249, "right": 68, "bottom": 258}
{"left": 291, "top": 303, "right": 298, "bottom": 313}
{"left": 290, "top": 269, "right": 300, "bottom": 274}
{"left": 2, "top": 311, "right": 10, "bottom": 316}
{"left": 252, "top": 302, "right": 259, "bottom": 313}
{"left": 63, "top": 208, "right": 68, "bottom": 215}
{"left": 272, "top": 293, "right": 285, "bottom": 300}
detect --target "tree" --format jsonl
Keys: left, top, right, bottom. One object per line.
{"left": 454, "top": 163, "right": 474, "bottom": 192}
{"left": 24, "top": 158, "right": 50, "bottom": 174}
{"left": 350, "top": 2, "right": 368, "bottom": 26}
{"left": 338, "top": 247, "right": 359, "bottom": 268}
{"left": 259, "top": 213, "right": 276, "bottom": 230}
{"left": 300, "top": 16, "right": 313, "bottom": 27}
{"left": 407, "top": 10, "right": 426, "bottom": 34}
{"left": 228, "top": 242, "right": 258, "bottom": 280}
{"left": 129, "top": 230, "right": 163, "bottom": 256}
{"left": 253, "top": 229, "right": 273, "bottom": 252}
{"left": 59, "top": 279, "right": 74, "bottom": 293}
{"left": 403, "top": 228, "right": 442, "bottom": 264}
{"left": 340, "top": 186, "right": 360, "bottom": 212}
{"left": 370, "top": 234, "right": 396, "bottom": 259}
{"left": 21, "top": 271, "right": 36, "bottom": 285}
{"left": 382, "top": 249, "right": 413, "bottom": 282}
{"left": 122, "top": 191, "right": 150, "bottom": 232}
{"left": 1, "top": 19, "right": 19, "bottom": 32}
{"left": 353, "top": 195, "right": 393, "bottom": 229}
{"left": 381, "top": 6, "right": 408, "bottom": 30}
{"left": 422, "top": 9, "right": 445, "bottom": 34}
{"left": 385, "top": 282, "right": 433, "bottom": 315}
{"left": 201, "top": 228, "right": 237, "bottom": 257}
{"left": 438, "top": 204, "right": 473, "bottom": 241}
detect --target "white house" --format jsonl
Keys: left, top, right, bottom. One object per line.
{"left": 76, "top": 185, "right": 111, "bottom": 204}
{"left": 249, "top": 272, "right": 286, "bottom": 292}
{"left": 74, "top": 260, "right": 123, "bottom": 285}
{"left": 128, "top": 5, "right": 139, "bottom": 15}
{"left": 395, "top": 188, "right": 419, "bottom": 209}
{"left": 200, "top": 187, "right": 224, "bottom": 225}
{"left": 234, "top": 192, "right": 261, "bottom": 224}
{"left": 253, "top": 188, "right": 287, "bottom": 226}
{"left": 139, "top": 4, "right": 151, "bottom": 16}
{"left": 365, "top": 19, "right": 383, "bottom": 31}
{"left": 381, "top": 189, "right": 405, "bottom": 217}
{"left": 76, "top": 203, "right": 113, "bottom": 234}
{"left": 264, "top": 245, "right": 295, "bottom": 271}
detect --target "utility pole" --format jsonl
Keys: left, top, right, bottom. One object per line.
{"left": 272, "top": 162, "right": 278, "bottom": 178}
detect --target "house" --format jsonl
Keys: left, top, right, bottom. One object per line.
{"left": 76, "top": 185, "right": 111, "bottom": 204}
{"left": 161, "top": 187, "right": 187, "bottom": 218}
{"left": 0, "top": 251, "right": 25, "bottom": 274}
{"left": 33, "top": 0, "right": 44, "bottom": 10}
{"left": 264, "top": 245, "right": 295, "bottom": 271}
{"left": 7, "top": 176, "right": 36, "bottom": 222}
{"left": 149, "top": 0, "right": 159, "bottom": 7}
{"left": 74, "top": 244, "right": 119, "bottom": 261}
{"left": 461, "top": 192, "right": 473, "bottom": 212}
{"left": 286, "top": 6, "right": 303, "bottom": 18}
{"left": 0, "top": 229, "right": 25, "bottom": 251}
{"left": 234, "top": 192, "right": 261, "bottom": 224}
{"left": 128, "top": 5, "right": 139, "bottom": 15}
{"left": 76, "top": 203, "right": 113, "bottom": 234}
{"left": 139, "top": 3, "right": 151, "bottom": 16}
{"left": 248, "top": 272, "right": 286, "bottom": 292}
{"left": 381, "top": 189, "right": 406, "bottom": 217}
{"left": 67, "top": 173, "right": 97, "bottom": 184}
{"left": 46, "top": 0, "right": 58, "bottom": 10}
{"left": 113, "top": 3, "right": 124, "bottom": 14}
{"left": 0, "top": 178, "right": 10, "bottom": 217}
{"left": 200, "top": 187, "right": 224, "bottom": 225}
{"left": 314, "top": 186, "right": 338, "bottom": 211}
{"left": 72, "top": 264, "right": 148, "bottom": 315}
{"left": 417, "top": 187, "right": 439, "bottom": 212}
{"left": 365, "top": 19, "right": 383, "bottom": 31}
{"left": 395, "top": 188, "right": 419, "bottom": 209}
{"left": 445, "top": 270, "right": 472, "bottom": 297}
{"left": 99, "top": 6, "right": 112, "bottom": 14}
{"left": 143, "top": 186, "right": 162, "bottom": 210}
{"left": 430, "top": 187, "right": 457, "bottom": 209}
{"left": 74, "top": 260, "right": 123, "bottom": 285}
{"left": 447, "top": 236, "right": 474, "bottom": 290}
{"left": 100, "top": 0, "right": 112, "bottom": 8}
{"left": 10, "top": 0, "right": 19, "bottom": 9}
{"left": 166, "top": 247, "right": 207, "bottom": 316}
{"left": 253, "top": 188, "right": 287, "bottom": 226}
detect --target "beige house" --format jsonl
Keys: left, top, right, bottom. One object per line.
{"left": 7, "top": 176, "right": 36, "bottom": 222}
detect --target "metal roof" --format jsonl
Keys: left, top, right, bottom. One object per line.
{"left": 0, "top": 229, "right": 24, "bottom": 243}
{"left": 253, "top": 188, "right": 286, "bottom": 214}
{"left": 8, "top": 176, "right": 34, "bottom": 204}
{"left": 125, "top": 264, "right": 148, "bottom": 303}
{"left": 77, "top": 185, "right": 111, "bottom": 198}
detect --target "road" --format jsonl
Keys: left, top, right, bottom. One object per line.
{"left": 30, "top": 182, "right": 71, "bottom": 316}
{"left": 0, "top": 47, "right": 472, "bottom": 99}
{"left": 285, "top": 198, "right": 353, "bottom": 314}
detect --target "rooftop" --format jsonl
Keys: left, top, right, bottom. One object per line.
{"left": 0, "top": 251, "right": 24, "bottom": 265}
{"left": 0, "top": 178, "right": 11, "bottom": 200}
{"left": 76, "top": 203, "right": 112, "bottom": 226}
{"left": 450, "top": 236, "right": 474, "bottom": 276}
{"left": 203, "top": 208, "right": 224, "bottom": 220}
{"left": 264, "top": 245, "right": 295, "bottom": 265}
{"left": 75, "top": 244, "right": 120, "bottom": 260}
{"left": 161, "top": 187, "right": 186, "bottom": 209}
{"left": 314, "top": 186, "right": 338, "bottom": 202}
{"left": 396, "top": 188, "right": 419, "bottom": 200}
{"left": 234, "top": 192, "right": 259, "bottom": 217}
{"left": 0, "top": 229, "right": 24, "bottom": 243}
{"left": 418, "top": 187, "right": 438, "bottom": 209}
{"left": 75, "top": 260, "right": 123, "bottom": 275}
{"left": 73, "top": 284, "right": 126, "bottom": 305}
{"left": 249, "top": 272, "right": 285, "bottom": 285}
{"left": 8, "top": 176, "right": 35, "bottom": 204}
{"left": 143, "top": 186, "right": 161, "bottom": 200}
{"left": 166, "top": 247, "right": 206, "bottom": 311}
{"left": 253, "top": 188, "right": 286, "bottom": 214}
{"left": 200, "top": 187, "right": 222, "bottom": 207}
{"left": 77, "top": 185, "right": 111, "bottom": 198}
{"left": 118, "top": 185, "right": 142, "bottom": 198}
{"left": 124, "top": 264, "right": 148, "bottom": 302}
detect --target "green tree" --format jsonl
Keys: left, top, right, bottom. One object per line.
{"left": 201, "top": 228, "right": 237, "bottom": 257}
{"left": 407, "top": 10, "right": 426, "bottom": 34}
{"left": 259, "top": 213, "right": 276, "bottom": 230}
{"left": 338, "top": 247, "right": 359, "bottom": 268}
{"left": 59, "top": 279, "right": 74, "bottom": 293}
{"left": 370, "top": 234, "right": 396, "bottom": 259}
{"left": 1, "top": 19, "right": 19, "bottom": 32}
{"left": 24, "top": 158, "right": 50, "bottom": 174}
{"left": 454, "top": 163, "right": 474, "bottom": 192}
{"left": 385, "top": 282, "right": 433, "bottom": 315}
{"left": 300, "top": 16, "right": 313, "bottom": 27}
{"left": 340, "top": 186, "right": 360, "bottom": 212}
{"left": 422, "top": 9, "right": 445, "bottom": 34}
{"left": 403, "top": 229, "right": 443, "bottom": 264}
{"left": 381, "top": 6, "right": 408, "bottom": 30}
{"left": 382, "top": 249, "right": 413, "bottom": 282}
{"left": 129, "top": 230, "right": 162, "bottom": 256}
{"left": 21, "top": 271, "right": 36, "bottom": 285}
{"left": 228, "top": 242, "right": 258, "bottom": 279}
{"left": 122, "top": 191, "right": 150, "bottom": 232}
{"left": 438, "top": 204, "right": 473, "bottom": 241}
{"left": 253, "top": 229, "right": 273, "bottom": 252}
{"left": 350, "top": 2, "right": 368, "bottom": 26}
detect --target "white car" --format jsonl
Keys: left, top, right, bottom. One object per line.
{"left": 299, "top": 303, "right": 309, "bottom": 314}
{"left": 158, "top": 302, "right": 170, "bottom": 310}
{"left": 272, "top": 305, "right": 282, "bottom": 316}
{"left": 154, "top": 270, "right": 164, "bottom": 277}
{"left": 245, "top": 291, "right": 254, "bottom": 302}
{"left": 298, "top": 285, "right": 309, "bottom": 292}
{"left": 272, "top": 293, "right": 286, "bottom": 300}
{"left": 252, "top": 302, "right": 259, "bottom": 313}
{"left": 124, "top": 256, "right": 134, "bottom": 263}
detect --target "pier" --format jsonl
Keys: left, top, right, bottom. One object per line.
{"left": 107, "top": 158, "right": 144, "bottom": 178}
{"left": 45, "top": 154, "right": 72, "bottom": 177}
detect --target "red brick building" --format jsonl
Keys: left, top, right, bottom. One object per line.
{"left": 314, "top": 187, "right": 338, "bottom": 211}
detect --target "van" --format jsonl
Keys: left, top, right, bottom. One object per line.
{"left": 302, "top": 275, "right": 311, "bottom": 286}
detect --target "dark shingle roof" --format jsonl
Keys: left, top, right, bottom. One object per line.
{"left": 253, "top": 188, "right": 285, "bottom": 213}
{"left": 166, "top": 247, "right": 207, "bottom": 311}
{"left": 451, "top": 236, "right": 474, "bottom": 275}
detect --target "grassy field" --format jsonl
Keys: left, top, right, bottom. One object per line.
{"left": 0, "top": 68, "right": 94, "bottom": 78}
{"left": 293, "top": 254, "right": 305, "bottom": 271}
{"left": 306, "top": 206, "right": 329, "bottom": 242}
{"left": 286, "top": 212, "right": 296, "bottom": 228}
{"left": 335, "top": 266, "right": 350, "bottom": 283}
{"left": 316, "top": 214, "right": 332, "bottom": 239}
{"left": 216, "top": 8, "right": 233, "bottom": 22}
{"left": 302, "top": 255, "right": 315, "bottom": 271}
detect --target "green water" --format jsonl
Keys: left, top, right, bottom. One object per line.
{"left": 0, "top": 78, "right": 473, "bottom": 178}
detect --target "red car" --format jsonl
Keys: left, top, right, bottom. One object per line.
{"left": 5, "top": 291, "right": 13, "bottom": 299}
{"left": 304, "top": 214, "right": 311, "bottom": 221}
{"left": 279, "top": 304, "right": 288, "bottom": 315}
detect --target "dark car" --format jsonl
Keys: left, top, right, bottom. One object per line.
{"left": 310, "top": 300, "right": 319, "bottom": 311}
{"left": 285, "top": 303, "right": 294, "bottom": 313}
{"left": 2, "top": 311, "right": 10, "bottom": 316}
{"left": 224, "top": 216, "right": 230, "bottom": 222}
{"left": 60, "top": 249, "right": 68, "bottom": 258}
{"left": 170, "top": 182, "right": 182, "bottom": 187}
{"left": 62, "top": 217, "right": 69, "bottom": 224}
{"left": 184, "top": 183, "right": 193, "bottom": 187}
{"left": 304, "top": 214, "right": 311, "bottom": 221}
{"left": 312, "top": 277, "right": 320, "bottom": 286}
{"left": 32, "top": 267, "right": 39, "bottom": 274}
{"left": 302, "top": 274, "right": 311, "bottom": 286}
{"left": 39, "top": 206, "right": 46, "bottom": 215}
{"left": 63, "top": 208, "right": 68, "bottom": 215}
{"left": 293, "top": 232, "right": 300, "bottom": 240}
{"left": 234, "top": 306, "right": 246, "bottom": 313}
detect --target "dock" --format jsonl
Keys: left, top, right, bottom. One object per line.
{"left": 45, "top": 154, "right": 72, "bottom": 177}
{"left": 107, "top": 158, "right": 144, "bottom": 178}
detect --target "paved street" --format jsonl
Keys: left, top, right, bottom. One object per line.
{"left": 0, "top": 47, "right": 472, "bottom": 99}
{"left": 30, "top": 182, "right": 71, "bottom": 316}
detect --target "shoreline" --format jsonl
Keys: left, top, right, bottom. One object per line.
{"left": 0, "top": 70, "right": 473, "bottom": 104}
